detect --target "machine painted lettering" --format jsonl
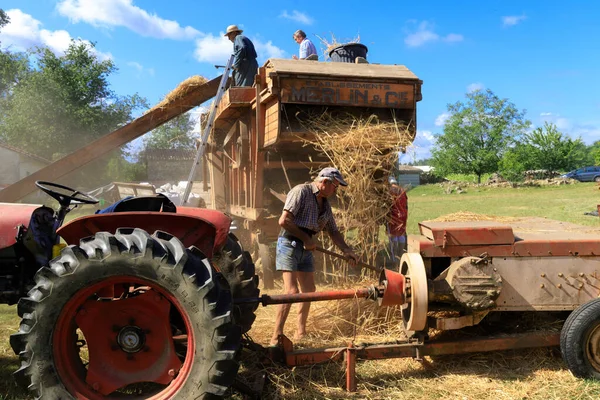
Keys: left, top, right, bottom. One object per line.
{"left": 286, "top": 80, "right": 411, "bottom": 108}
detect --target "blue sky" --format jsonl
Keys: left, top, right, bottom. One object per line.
{"left": 1, "top": 0, "right": 599, "bottom": 161}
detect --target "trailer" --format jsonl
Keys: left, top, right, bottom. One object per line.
{"left": 207, "top": 58, "right": 423, "bottom": 287}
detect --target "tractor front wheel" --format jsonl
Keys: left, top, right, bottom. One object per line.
{"left": 10, "top": 228, "right": 240, "bottom": 399}
{"left": 561, "top": 298, "right": 600, "bottom": 379}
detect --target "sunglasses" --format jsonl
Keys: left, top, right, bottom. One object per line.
{"left": 329, "top": 179, "right": 339, "bottom": 189}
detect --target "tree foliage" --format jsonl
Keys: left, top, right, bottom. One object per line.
{"left": 0, "top": 39, "right": 148, "bottom": 187}
{"left": 0, "top": 9, "right": 8, "bottom": 32}
{"left": 499, "top": 122, "right": 588, "bottom": 181}
{"left": 431, "top": 89, "right": 531, "bottom": 183}
{"left": 588, "top": 140, "right": 600, "bottom": 166}
{"left": 0, "top": 40, "right": 146, "bottom": 162}
{"left": 143, "top": 113, "right": 196, "bottom": 150}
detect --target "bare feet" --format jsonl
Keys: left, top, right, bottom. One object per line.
{"left": 269, "top": 335, "right": 280, "bottom": 347}
{"left": 293, "top": 331, "right": 306, "bottom": 342}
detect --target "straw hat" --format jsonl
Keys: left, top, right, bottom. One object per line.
{"left": 224, "top": 25, "right": 243, "bottom": 36}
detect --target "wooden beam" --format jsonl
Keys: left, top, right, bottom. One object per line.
{"left": 223, "top": 121, "right": 239, "bottom": 147}
{"left": 0, "top": 76, "right": 222, "bottom": 202}
{"left": 263, "top": 161, "right": 326, "bottom": 169}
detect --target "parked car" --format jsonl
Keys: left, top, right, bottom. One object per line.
{"left": 562, "top": 166, "right": 600, "bottom": 182}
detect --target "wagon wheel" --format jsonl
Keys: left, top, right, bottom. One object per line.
{"left": 213, "top": 233, "right": 260, "bottom": 334}
{"left": 10, "top": 228, "right": 241, "bottom": 399}
{"left": 561, "top": 298, "right": 600, "bottom": 378}
{"left": 399, "top": 252, "right": 428, "bottom": 332}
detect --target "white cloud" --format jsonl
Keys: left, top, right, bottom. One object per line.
{"left": 254, "top": 38, "right": 286, "bottom": 60}
{"left": 401, "top": 129, "right": 436, "bottom": 161}
{"left": 540, "top": 112, "right": 571, "bottom": 130}
{"left": 279, "top": 10, "right": 314, "bottom": 25}
{"left": 467, "top": 82, "right": 485, "bottom": 93}
{"left": 404, "top": 21, "right": 463, "bottom": 48}
{"left": 56, "top": 0, "right": 200, "bottom": 40}
{"left": 194, "top": 34, "right": 232, "bottom": 64}
{"left": 502, "top": 15, "right": 527, "bottom": 27}
{"left": 435, "top": 112, "right": 450, "bottom": 127}
{"left": 571, "top": 124, "right": 600, "bottom": 144}
{"left": 0, "top": 9, "right": 112, "bottom": 60}
{"left": 537, "top": 113, "right": 600, "bottom": 144}
{"left": 555, "top": 118, "right": 571, "bottom": 130}
{"left": 443, "top": 33, "right": 464, "bottom": 43}
{"left": 194, "top": 33, "right": 285, "bottom": 65}
{"left": 127, "top": 61, "right": 154, "bottom": 77}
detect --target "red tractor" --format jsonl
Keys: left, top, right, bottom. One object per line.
{"left": 2, "top": 181, "right": 259, "bottom": 399}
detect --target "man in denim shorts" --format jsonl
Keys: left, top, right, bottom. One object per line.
{"left": 270, "top": 167, "right": 358, "bottom": 345}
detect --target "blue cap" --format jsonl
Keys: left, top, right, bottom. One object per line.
{"left": 318, "top": 167, "right": 348, "bottom": 186}
{"left": 389, "top": 176, "right": 398, "bottom": 185}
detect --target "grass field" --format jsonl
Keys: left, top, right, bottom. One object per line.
{"left": 0, "top": 182, "right": 599, "bottom": 399}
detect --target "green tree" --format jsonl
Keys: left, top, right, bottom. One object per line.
{"left": 498, "top": 144, "right": 530, "bottom": 182}
{"left": 0, "top": 9, "right": 8, "bottom": 32}
{"left": 143, "top": 113, "right": 196, "bottom": 150}
{"left": 499, "top": 122, "right": 588, "bottom": 181}
{"left": 522, "top": 122, "right": 587, "bottom": 171}
{"left": 0, "top": 40, "right": 146, "bottom": 161}
{"left": 587, "top": 140, "right": 600, "bottom": 165}
{"left": 431, "top": 89, "right": 531, "bottom": 183}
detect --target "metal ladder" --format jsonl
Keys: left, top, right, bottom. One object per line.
{"left": 181, "top": 54, "right": 234, "bottom": 205}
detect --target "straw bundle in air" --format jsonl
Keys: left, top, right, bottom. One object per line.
{"left": 148, "top": 75, "right": 208, "bottom": 112}
{"left": 303, "top": 112, "right": 414, "bottom": 271}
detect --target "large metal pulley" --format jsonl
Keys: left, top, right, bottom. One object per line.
{"left": 399, "top": 253, "right": 428, "bottom": 332}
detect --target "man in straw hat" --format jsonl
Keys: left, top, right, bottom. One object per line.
{"left": 270, "top": 167, "right": 358, "bottom": 345}
{"left": 224, "top": 25, "right": 258, "bottom": 87}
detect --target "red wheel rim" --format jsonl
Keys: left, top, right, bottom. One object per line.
{"left": 53, "top": 276, "right": 196, "bottom": 399}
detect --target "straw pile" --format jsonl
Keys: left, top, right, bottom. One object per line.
{"left": 432, "top": 211, "right": 520, "bottom": 223}
{"left": 147, "top": 75, "right": 208, "bottom": 112}
{"left": 302, "top": 112, "right": 414, "bottom": 272}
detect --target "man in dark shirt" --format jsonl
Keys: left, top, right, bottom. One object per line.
{"left": 270, "top": 167, "right": 358, "bottom": 345}
{"left": 224, "top": 25, "right": 258, "bottom": 87}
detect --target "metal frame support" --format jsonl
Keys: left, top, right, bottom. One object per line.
{"left": 276, "top": 331, "right": 560, "bottom": 392}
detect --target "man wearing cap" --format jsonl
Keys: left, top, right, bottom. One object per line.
{"left": 224, "top": 25, "right": 258, "bottom": 87}
{"left": 387, "top": 177, "right": 408, "bottom": 264}
{"left": 270, "top": 167, "right": 358, "bottom": 345}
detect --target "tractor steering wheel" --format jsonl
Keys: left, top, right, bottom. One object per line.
{"left": 36, "top": 181, "right": 99, "bottom": 207}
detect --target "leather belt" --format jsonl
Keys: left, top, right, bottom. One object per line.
{"left": 279, "top": 227, "right": 317, "bottom": 244}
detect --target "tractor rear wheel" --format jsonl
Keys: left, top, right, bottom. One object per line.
{"left": 561, "top": 298, "right": 600, "bottom": 378}
{"left": 213, "top": 233, "right": 259, "bottom": 334}
{"left": 10, "top": 228, "right": 241, "bottom": 399}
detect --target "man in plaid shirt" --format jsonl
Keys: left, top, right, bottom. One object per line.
{"left": 270, "top": 167, "right": 358, "bottom": 345}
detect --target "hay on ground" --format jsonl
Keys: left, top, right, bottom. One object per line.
{"left": 432, "top": 211, "right": 520, "bottom": 223}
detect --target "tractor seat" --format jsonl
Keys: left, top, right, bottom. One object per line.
{"left": 96, "top": 194, "right": 176, "bottom": 214}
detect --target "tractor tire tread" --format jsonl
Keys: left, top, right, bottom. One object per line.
{"left": 10, "top": 228, "right": 240, "bottom": 399}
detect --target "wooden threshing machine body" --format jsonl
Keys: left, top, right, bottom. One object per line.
{"left": 207, "top": 59, "right": 422, "bottom": 285}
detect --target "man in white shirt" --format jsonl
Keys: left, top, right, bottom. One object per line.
{"left": 292, "top": 30, "right": 318, "bottom": 60}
